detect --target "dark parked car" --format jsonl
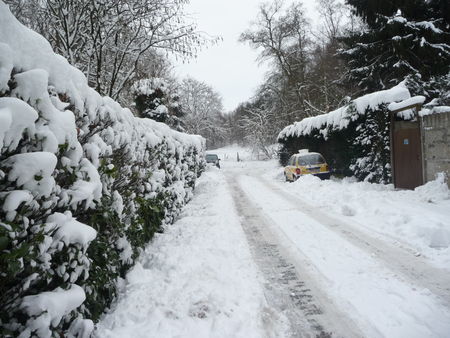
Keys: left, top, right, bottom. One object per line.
{"left": 205, "top": 154, "right": 220, "bottom": 168}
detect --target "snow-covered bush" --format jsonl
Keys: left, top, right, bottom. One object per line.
{"left": 131, "top": 78, "right": 184, "bottom": 131}
{"left": 0, "top": 3, "right": 204, "bottom": 337}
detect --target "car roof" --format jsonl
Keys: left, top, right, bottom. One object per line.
{"left": 294, "top": 152, "right": 322, "bottom": 157}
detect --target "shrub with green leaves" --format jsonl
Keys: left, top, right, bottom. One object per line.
{"left": 0, "top": 4, "right": 205, "bottom": 337}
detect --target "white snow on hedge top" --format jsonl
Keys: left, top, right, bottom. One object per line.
{"left": 4, "top": 152, "right": 57, "bottom": 197}
{"left": 47, "top": 212, "right": 97, "bottom": 247}
{"left": 0, "top": 1, "right": 203, "bottom": 150}
{"left": 0, "top": 2, "right": 98, "bottom": 113}
{"left": 20, "top": 285, "right": 86, "bottom": 338}
{"left": 0, "top": 98, "right": 38, "bottom": 151}
{"left": 278, "top": 83, "right": 411, "bottom": 140}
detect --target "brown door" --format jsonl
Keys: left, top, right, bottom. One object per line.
{"left": 393, "top": 127, "right": 423, "bottom": 189}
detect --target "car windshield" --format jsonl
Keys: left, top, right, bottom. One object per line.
{"left": 206, "top": 154, "right": 218, "bottom": 161}
{"left": 298, "top": 154, "right": 325, "bottom": 166}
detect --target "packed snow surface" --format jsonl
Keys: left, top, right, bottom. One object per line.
{"left": 96, "top": 169, "right": 284, "bottom": 338}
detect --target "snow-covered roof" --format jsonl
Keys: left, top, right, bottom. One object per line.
{"left": 278, "top": 83, "right": 411, "bottom": 141}
{"left": 388, "top": 96, "right": 426, "bottom": 112}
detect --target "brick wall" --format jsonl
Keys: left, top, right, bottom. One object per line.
{"left": 422, "top": 111, "right": 450, "bottom": 187}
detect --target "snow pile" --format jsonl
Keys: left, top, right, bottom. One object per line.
{"left": 275, "top": 172, "right": 450, "bottom": 268}
{"left": 0, "top": 2, "right": 204, "bottom": 337}
{"left": 278, "top": 82, "right": 411, "bottom": 140}
{"left": 415, "top": 172, "right": 450, "bottom": 203}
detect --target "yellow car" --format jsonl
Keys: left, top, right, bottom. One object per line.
{"left": 284, "top": 150, "right": 330, "bottom": 181}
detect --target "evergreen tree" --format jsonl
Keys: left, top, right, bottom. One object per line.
{"left": 340, "top": 0, "right": 450, "bottom": 97}
{"left": 131, "top": 78, "right": 184, "bottom": 131}
{"left": 349, "top": 104, "right": 392, "bottom": 183}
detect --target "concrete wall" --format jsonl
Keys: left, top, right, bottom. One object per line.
{"left": 422, "top": 111, "right": 450, "bottom": 187}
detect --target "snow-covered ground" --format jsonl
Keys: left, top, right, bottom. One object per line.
{"left": 97, "top": 146, "right": 450, "bottom": 338}
{"left": 96, "top": 167, "right": 288, "bottom": 338}
{"left": 206, "top": 144, "right": 277, "bottom": 162}
{"left": 265, "top": 170, "right": 450, "bottom": 270}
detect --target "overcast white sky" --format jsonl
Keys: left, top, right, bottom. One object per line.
{"left": 173, "top": 0, "right": 319, "bottom": 112}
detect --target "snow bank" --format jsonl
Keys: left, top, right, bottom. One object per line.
{"left": 278, "top": 82, "right": 411, "bottom": 140}
{"left": 415, "top": 172, "right": 450, "bottom": 203}
{"left": 270, "top": 169, "right": 450, "bottom": 268}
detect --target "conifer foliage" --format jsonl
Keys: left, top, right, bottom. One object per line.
{"left": 340, "top": 0, "right": 450, "bottom": 96}
{"left": 349, "top": 105, "right": 392, "bottom": 183}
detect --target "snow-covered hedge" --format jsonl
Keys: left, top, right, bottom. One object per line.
{"left": 0, "top": 3, "right": 204, "bottom": 337}
{"left": 278, "top": 83, "right": 413, "bottom": 183}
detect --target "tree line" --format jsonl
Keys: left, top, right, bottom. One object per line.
{"left": 7, "top": 0, "right": 449, "bottom": 152}
{"left": 227, "top": 0, "right": 449, "bottom": 156}
{"left": 7, "top": 0, "right": 227, "bottom": 148}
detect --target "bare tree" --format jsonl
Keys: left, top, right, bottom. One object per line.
{"left": 240, "top": 0, "right": 312, "bottom": 123}
{"left": 240, "top": 107, "right": 278, "bottom": 159}
{"left": 179, "top": 77, "right": 226, "bottom": 148}
{"left": 6, "top": 0, "right": 215, "bottom": 104}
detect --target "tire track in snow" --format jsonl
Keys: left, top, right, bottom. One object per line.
{"left": 226, "top": 174, "right": 361, "bottom": 338}
{"left": 258, "top": 175, "right": 450, "bottom": 306}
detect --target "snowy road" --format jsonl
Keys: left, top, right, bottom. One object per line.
{"left": 97, "top": 152, "right": 450, "bottom": 338}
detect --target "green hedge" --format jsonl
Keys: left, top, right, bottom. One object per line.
{"left": 0, "top": 6, "right": 205, "bottom": 336}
